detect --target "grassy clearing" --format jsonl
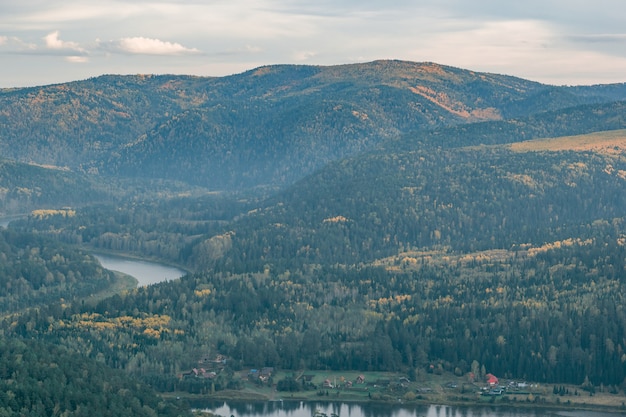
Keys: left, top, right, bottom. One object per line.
{"left": 510, "top": 129, "right": 626, "bottom": 154}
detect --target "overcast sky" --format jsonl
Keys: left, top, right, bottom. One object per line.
{"left": 2, "top": 0, "right": 626, "bottom": 88}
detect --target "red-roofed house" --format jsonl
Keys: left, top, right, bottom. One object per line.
{"left": 486, "top": 373, "right": 498, "bottom": 386}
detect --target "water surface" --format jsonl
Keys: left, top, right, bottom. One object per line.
{"left": 197, "top": 401, "right": 624, "bottom": 417}
{"left": 94, "top": 253, "right": 186, "bottom": 286}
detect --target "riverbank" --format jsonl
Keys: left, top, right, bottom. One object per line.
{"left": 171, "top": 369, "right": 626, "bottom": 415}
{"left": 79, "top": 271, "right": 137, "bottom": 305}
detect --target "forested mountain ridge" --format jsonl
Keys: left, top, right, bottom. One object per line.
{"left": 2, "top": 60, "right": 626, "bottom": 189}
{"left": 12, "top": 104, "right": 626, "bottom": 391}
{"left": 5, "top": 61, "right": 626, "bottom": 408}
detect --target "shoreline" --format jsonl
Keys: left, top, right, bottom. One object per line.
{"left": 168, "top": 388, "right": 626, "bottom": 415}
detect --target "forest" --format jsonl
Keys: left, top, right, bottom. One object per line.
{"left": 9, "top": 128, "right": 626, "bottom": 397}
{"left": 2, "top": 61, "right": 626, "bottom": 413}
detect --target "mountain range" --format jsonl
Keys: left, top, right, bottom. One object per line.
{"left": 3, "top": 61, "right": 626, "bottom": 409}
{"left": 2, "top": 60, "right": 626, "bottom": 190}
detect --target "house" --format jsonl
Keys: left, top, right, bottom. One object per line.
{"left": 356, "top": 375, "right": 365, "bottom": 384}
{"left": 181, "top": 367, "right": 217, "bottom": 379}
{"left": 323, "top": 379, "right": 334, "bottom": 388}
{"left": 200, "top": 369, "right": 217, "bottom": 379}
{"left": 486, "top": 373, "right": 499, "bottom": 386}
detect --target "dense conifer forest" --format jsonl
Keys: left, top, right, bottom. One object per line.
{"left": 2, "top": 61, "right": 626, "bottom": 412}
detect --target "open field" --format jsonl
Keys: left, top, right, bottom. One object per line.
{"left": 510, "top": 129, "right": 626, "bottom": 154}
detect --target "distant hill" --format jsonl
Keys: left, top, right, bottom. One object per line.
{"left": 2, "top": 60, "right": 626, "bottom": 189}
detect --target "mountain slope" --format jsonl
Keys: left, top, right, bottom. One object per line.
{"left": 0, "top": 75, "right": 209, "bottom": 170}
{"left": 186, "top": 103, "right": 626, "bottom": 270}
{"left": 2, "top": 61, "right": 626, "bottom": 189}
{"left": 7, "top": 63, "right": 626, "bottom": 392}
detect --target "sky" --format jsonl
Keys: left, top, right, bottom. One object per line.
{"left": 2, "top": 0, "right": 626, "bottom": 88}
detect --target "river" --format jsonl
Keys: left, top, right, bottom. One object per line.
{"left": 0, "top": 216, "right": 186, "bottom": 286}
{"left": 197, "top": 401, "right": 623, "bottom": 417}
{"left": 93, "top": 253, "right": 186, "bottom": 286}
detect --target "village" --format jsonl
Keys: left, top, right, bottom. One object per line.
{"left": 177, "top": 355, "right": 552, "bottom": 405}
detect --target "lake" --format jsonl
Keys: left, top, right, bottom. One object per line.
{"left": 93, "top": 253, "right": 186, "bottom": 286}
{"left": 196, "top": 401, "right": 624, "bottom": 417}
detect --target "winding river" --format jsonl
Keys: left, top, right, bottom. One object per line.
{"left": 93, "top": 253, "right": 186, "bottom": 286}
{"left": 1, "top": 216, "right": 185, "bottom": 286}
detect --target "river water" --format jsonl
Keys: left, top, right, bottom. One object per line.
{"left": 197, "top": 401, "right": 623, "bottom": 417}
{"left": 93, "top": 253, "right": 186, "bottom": 286}
{"left": 0, "top": 217, "right": 186, "bottom": 286}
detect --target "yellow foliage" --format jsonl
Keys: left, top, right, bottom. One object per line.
{"left": 64, "top": 313, "right": 176, "bottom": 337}
{"left": 526, "top": 238, "right": 592, "bottom": 257}
{"left": 323, "top": 216, "right": 350, "bottom": 223}
{"left": 31, "top": 209, "right": 76, "bottom": 219}
{"left": 143, "top": 328, "right": 162, "bottom": 338}
{"left": 194, "top": 288, "right": 212, "bottom": 297}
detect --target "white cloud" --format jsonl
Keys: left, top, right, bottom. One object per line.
{"left": 0, "top": 35, "right": 33, "bottom": 52}
{"left": 65, "top": 56, "right": 89, "bottom": 63}
{"left": 43, "top": 31, "right": 85, "bottom": 53}
{"left": 114, "top": 37, "right": 200, "bottom": 55}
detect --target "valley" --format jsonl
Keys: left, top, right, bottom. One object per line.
{"left": 1, "top": 60, "right": 626, "bottom": 415}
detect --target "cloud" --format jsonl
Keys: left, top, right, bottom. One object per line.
{"left": 0, "top": 35, "right": 38, "bottom": 52}
{"left": 112, "top": 37, "right": 200, "bottom": 55}
{"left": 43, "top": 31, "right": 85, "bottom": 53}
{"left": 65, "top": 56, "right": 89, "bottom": 63}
